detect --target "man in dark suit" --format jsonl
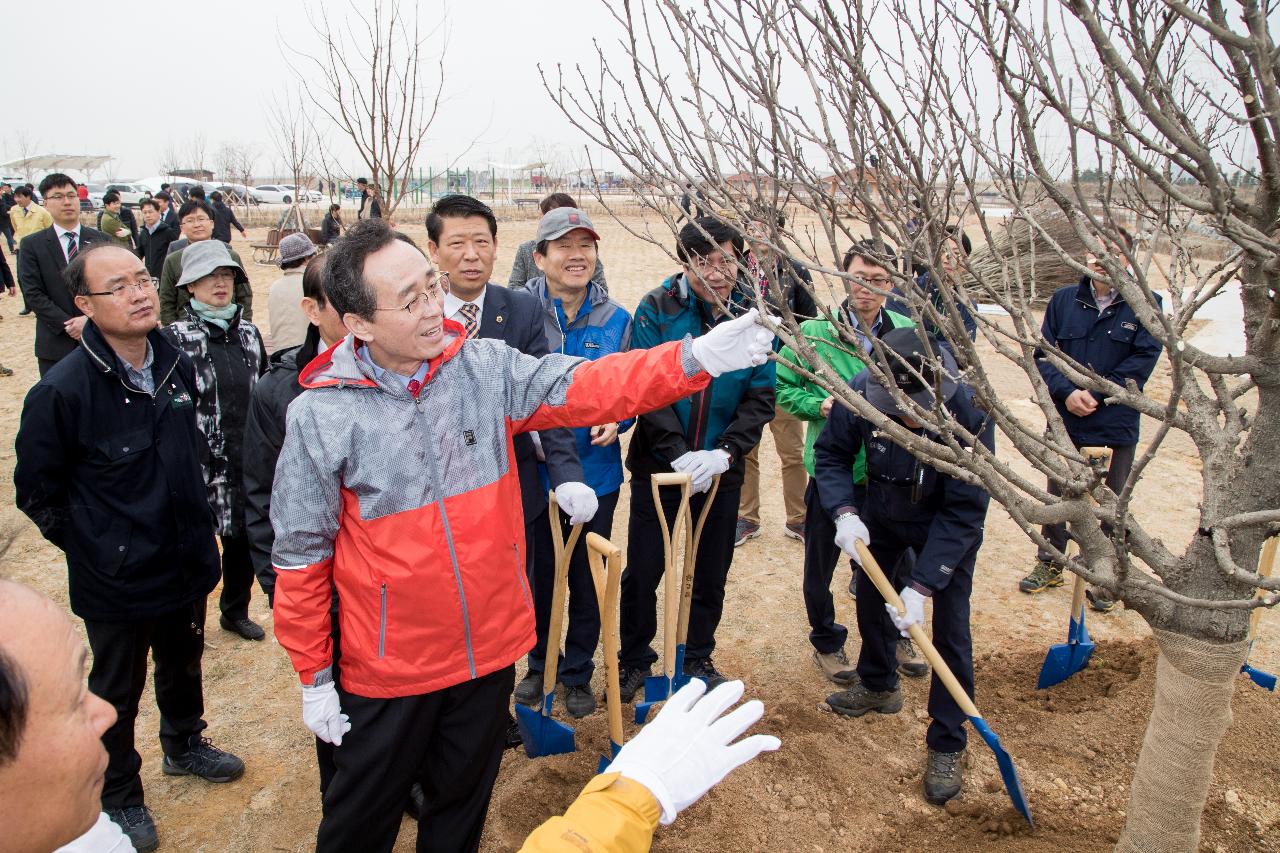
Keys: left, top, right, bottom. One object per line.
{"left": 136, "top": 199, "right": 178, "bottom": 279}
{"left": 17, "top": 173, "right": 111, "bottom": 376}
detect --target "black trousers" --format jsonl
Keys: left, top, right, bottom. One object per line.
{"left": 37, "top": 356, "right": 59, "bottom": 378}
{"left": 803, "top": 479, "right": 856, "bottom": 654}
{"left": 620, "top": 478, "right": 740, "bottom": 669}
{"left": 856, "top": 511, "right": 978, "bottom": 753}
{"left": 317, "top": 666, "right": 515, "bottom": 853}
{"left": 84, "top": 598, "right": 209, "bottom": 808}
{"left": 528, "top": 490, "right": 619, "bottom": 686}
{"left": 1037, "top": 443, "right": 1136, "bottom": 561}
{"left": 218, "top": 533, "right": 255, "bottom": 621}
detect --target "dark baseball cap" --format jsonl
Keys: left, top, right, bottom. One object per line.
{"left": 864, "top": 327, "right": 959, "bottom": 417}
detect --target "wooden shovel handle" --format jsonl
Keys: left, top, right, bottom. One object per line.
{"left": 650, "top": 476, "right": 691, "bottom": 679}
{"left": 587, "top": 533, "right": 624, "bottom": 748}
{"left": 545, "top": 492, "right": 583, "bottom": 700}
{"left": 854, "top": 540, "right": 982, "bottom": 719}
{"left": 677, "top": 474, "right": 721, "bottom": 643}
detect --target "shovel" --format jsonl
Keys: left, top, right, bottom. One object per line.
{"left": 586, "top": 532, "right": 626, "bottom": 772}
{"left": 855, "top": 540, "right": 1034, "bottom": 827}
{"left": 1037, "top": 446, "right": 1111, "bottom": 689}
{"left": 1241, "top": 535, "right": 1278, "bottom": 691}
{"left": 516, "top": 491, "right": 584, "bottom": 758}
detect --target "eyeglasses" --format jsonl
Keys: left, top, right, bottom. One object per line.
{"left": 86, "top": 277, "right": 159, "bottom": 298}
{"left": 852, "top": 275, "right": 892, "bottom": 289}
{"left": 691, "top": 254, "right": 737, "bottom": 272}
{"left": 182, "top": 216, "right": 213, "bottom": 225}
{"left": 374, "top": 273, "right": 451, "bottom": 315}
{"left": 43, "top": 192, "right": 79, "bottom": 203}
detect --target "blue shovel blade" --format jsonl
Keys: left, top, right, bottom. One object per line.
{"left": 635, "top": 674, "right": 673, "bottom": 724}
{"left": 1242, "top": 663, "right": 1278, "bottom": 691}
{"left": 514, "top": 691, "right": 576, "bottom": 758}
{"left": 969, "top": 716, "right": 1033, "bottom": 828}
{"left": 597, "top": 739, "right": 624, "bottom": 774}
{"left": 1037, "top": 611, "right": 1094, "bottom": 690}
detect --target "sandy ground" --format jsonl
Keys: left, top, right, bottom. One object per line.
{"left": 1, "top": 208, "right": 1277, "bottom": 852}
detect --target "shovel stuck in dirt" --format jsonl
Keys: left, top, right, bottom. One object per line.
{"left": 516, "top": 491, "right": 583, "bottom": 758}
{"left": 636, "top": 472, "right": 721, "bottom": 724}
{"left": 1241, "top": 535, "right": 1278, "bottom": 691}
{"left": 586, "top": 532, "right": 626, "bottom": 772}
{"left": 1037, "top": 446, "right": 1112, "bottom": 690}
{"left": 855, "top": 540, "right": 1035, "bottom": 828}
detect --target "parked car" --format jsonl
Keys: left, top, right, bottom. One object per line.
{"left": 251, "top": 185, "right": 296, "bottom": 204}
{"left": 100, "top": 184, "right": 150, "bottom": 207}
{"left": 281, "top": 184, "right": 323, "bottom": 203}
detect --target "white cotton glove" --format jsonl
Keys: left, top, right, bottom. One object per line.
{"left": 887, "top": 587, "right": 928, "bottom": 638}
{"left": 607, "top": 679, "right": 781, "bottom": 825}
{"left": 689, "top": 308, "right": 775, "bottom": 376}
{"left": 671, "top": 449, "right": 731, "bottom": 494}
{"left": 833, "top": 513, "right": 871, "bottom": 565}
{"left": 554, "top": 481, "right": 599, "bottom": 524}
{"left": 301, "top": 681, "right": 351, "bottom": 745}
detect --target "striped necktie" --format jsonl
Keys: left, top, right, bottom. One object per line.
{"left": 459, "top": 302, "right": 480, "bottom": 339}
{"left": 64, "top": 231, "right": 78, "bottom": 261}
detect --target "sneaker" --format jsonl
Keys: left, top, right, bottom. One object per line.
{"left": 897, "top": 638, "right": 929, "bottom": 678}
{"left": 734, "top": 518, "right": 761, "bottom": 546}
{"left": 18, "top": 308, "right": 31, "bottom": 316}
{"left": 825, "top": 680, "right": 903, "bottom": 717}
{"left": 1086, "top": 588, "right": 1115, "bottom": 613}
{"left": 514, "top": 669, "right": 543, "bottom": 706}
{"left": 562, "top": 683, "right": 596, "bottom": 718}
{"left": 0, "top": 366, "right": 12, "bottom": 377}
{"left": 618, "top": 665, "right": 650, "bottom": 702}
{"left": 106, "top": 805, "right": 158, "bottom": 853}
{"left": 783, "top": 521, "right": 805, "bottom": 542}
{"left": 812, "top": 648, "right": 858, "bottom": 686}
{"left": 923, "top": 748, "right": 966, "bottom": 805}
{"left": 504, "top": 717, "right": 524, "bottom": 751}
{"left": 1018, "top": 560, "right": 1064, "bottom": 593}
{"left": 162, "top": 736, "right": 245, "bottom": 783}
{"left": 405, "top": 781, "right": 426, "bottom": 820}
{"left": 683, "top": 656, "right": 728, "bottom": 690}
{"left": 219, "top": 615, "right": 265, "bottom": 641}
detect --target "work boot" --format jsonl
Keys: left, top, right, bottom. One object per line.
{"left": 618, "top": 665, "right": 650, "bottom": 702}
{"left": 734, "top": 517, "right": 761, "bottom": 546}
{"left": 897, "top": 638, "right": 929, "bottom": 678}
{"left": 812, "top": 647, "right": 858, "bottom": 686}
{"left": 683, "top": 656, "right": 728, "bottom": 690}
{"left": 1018, "top": 560, "right": 1064, "bottom": 593}
{"left": 162, "top": 736, "right": 245, "bottom": 783}
{"left": 923, "top": 748, "right": 966, "bottom": 805}
{"left": 514, "top": 668, "right": 543, "bottom": 706}
{"left": 826, "top": 680, "right": 903, "bottom": 717}
{"left": 783, "top": 521, "right": 805, "bottom": 542}
{"left": 1086, "top": 588, "right": 1116, "bottom": 613}
{"left": 219, "top": 615, "right": 265, "bottom": 641}
{"left": 106, "top": 805, "right": 158, "bottom": 853}
{"left": 562, "top": 683, "right": 596, "bottom": 718}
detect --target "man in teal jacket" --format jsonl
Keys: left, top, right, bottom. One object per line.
{"left": 618, "top": 218, "right": 776, "bottom": 695}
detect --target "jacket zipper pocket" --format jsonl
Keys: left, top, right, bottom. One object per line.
{"left": 514, "top": 545, "right": 533, "bottom": 608}
{"left": 378, "top": 582, "right": 388, "bottom": 659}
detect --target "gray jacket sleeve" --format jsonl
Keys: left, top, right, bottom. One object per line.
{"left": 507, "top": 241, "right": 536, "bottom": 289}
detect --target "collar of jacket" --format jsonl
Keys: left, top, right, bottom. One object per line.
{"left": 80, "top": 321, "right": 181, "bottom": 390}
{"left": 1074, "top": 275, "right": 1126, "bottom": 310}
{"left": 178, "top": 303, "right": 244, "bottom": 335}
{"left": 525, "top": 275, "right": 610, "bottom": 314}
{"left": 298, "top": 319, "right": 467, "bottom": 394}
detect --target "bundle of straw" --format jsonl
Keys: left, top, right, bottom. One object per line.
{"left": 962, "top": 214, "right": 1090, "bottom": 307}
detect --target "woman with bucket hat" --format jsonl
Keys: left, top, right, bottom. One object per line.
{"left": 162, "top": 240, "right": 268, "bottom": 641}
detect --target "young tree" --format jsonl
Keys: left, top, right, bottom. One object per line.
{"left": 286, "top": 0, "right": 446, "bottom": 218}
{"left": 549, "top": 2, "right": 1279, "bottom": 850}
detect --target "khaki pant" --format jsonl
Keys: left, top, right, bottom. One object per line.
{"left": 740, "top": 403, "right": 807, "bottom": 525}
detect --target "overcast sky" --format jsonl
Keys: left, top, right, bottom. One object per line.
{"left": 3, "top": 0, "right": 629, "bottom": 180}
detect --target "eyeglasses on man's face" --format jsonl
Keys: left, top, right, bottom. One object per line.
{"left": 43, "top": 192, "right": 79, "bottom": 203}
{"left": 374, "top": 272, "right": 451, "bottom": 316}
{"left": 86, "top": 276, "right": 159, "bottom": 299}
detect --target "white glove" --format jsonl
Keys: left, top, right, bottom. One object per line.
{"left": 671, "top": 449, "right": 731, "bottom": 494}
{"left": 833, "top": 513, "right": 871, "bottom": 565}
{"left": 607, "top": 679, "right": 781, "bottom": 825}
{"left": 887, "top": 587, "right": 928, "bottom": 638}
{"left": 689, "top": 308, "right": 775, "bottom": 376}
{"left": 301, "top": 681, "right": 351, "bottom": 745}
{"left": 554, "top": 481, "right": 598, "bottom": 524}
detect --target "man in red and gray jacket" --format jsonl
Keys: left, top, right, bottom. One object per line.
{"left": 269, "top": 219, "right": 773, "bottom": 853}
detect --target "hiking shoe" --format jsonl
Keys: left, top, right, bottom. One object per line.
{"left": 924, "top": 748, "right": 966, "bottom": 805}
{"left": 505, "top": 718, "right": 524, "bottom": 751}
{"left": 813, "top": 648, "right": 858, "bottom": 686}
{"left": 106, "top": 805, "right": 158, "bottom": 853}
{"left": 514, "top": 669, "right": 543, "bottom": 706}
{"left": 162, "top": 737, "right": 245, "bottom": 783}
{"left": 897, "top": 638, "right": 929, "bottom": 678}
{"left": 562, "top": 683, "right": 596, "bottom": 718}
{"left": 219, "top": 615, "right": 265, "bottom": 641}
{"left": 1086, "top": 588, "right": 1116, "bottom": 613}
{"left": 826, "top": 680, "right": 903, "bottom": 717}
{"left": 683, "top": 656, "right": 728, "bottom": 690}
{"left": 0, "top": 366, "right": 12, "bottom": 377}
{"left": 406, "top": 782, "right": 426, "bottom": 820}
{"left": 618, "top": 665, "right": 650, "bottom": 702}
{"left": 734, "top": 518, "right": 761, "bottom": 546}
{"left": 784, "top": 521, "right": 805, "bottom": 542}
{"left": 1018, "top": 560, "right": 1064, "bottom": 593}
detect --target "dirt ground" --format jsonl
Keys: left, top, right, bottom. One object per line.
{"left": 1, "top": 208, "right": 1277, "bottom": 852}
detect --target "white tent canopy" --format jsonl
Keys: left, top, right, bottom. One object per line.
{"left": 0, "top": 154, "right": 112, "bottom": 174}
